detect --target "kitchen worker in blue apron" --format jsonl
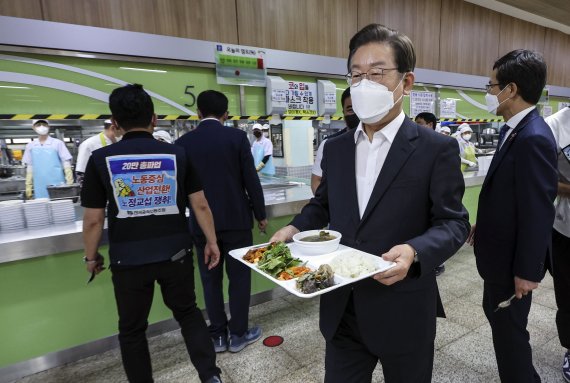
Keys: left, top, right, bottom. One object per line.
{"left": 81, "top": 84, "right": 223, "bottom": 383}
{"left": 75, "top": 119, "right": 123, "bottom": 186}
{"left": 251, "top": 123, "right": 275, "bottom": 176}
{"left": 23, "top": 120, "right": 73, "bottom": 199}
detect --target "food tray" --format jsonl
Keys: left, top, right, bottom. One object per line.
{"left": 229, "top": 243, "right": 396, "bottom": 298}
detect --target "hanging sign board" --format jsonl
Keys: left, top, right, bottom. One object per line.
{"left": 285, "top": 81, "right": 318, "bottom": 116}
{"left": 410, "top": 91, "right": 435, "bottom": 118}
{"left": 215, "top": 43, "right": 267, "bottom": 87}
{"left": 440, "top": 99, "right": 457, "bottom": 119}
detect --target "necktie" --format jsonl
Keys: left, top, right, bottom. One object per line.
{"left": 497, "top": 125, "right": 510, "bottom": 150}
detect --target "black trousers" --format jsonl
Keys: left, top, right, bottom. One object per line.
{"left": 482, "top": 281, "right": 540, "bottom": 383}
{"left": 547, "top": 229, "right": 570, "bottom": 349}
{"left": 194, "top": 230, "right": 253, "bottom": 338}
{"left": 324, "top": 294, "right": 434, "bottom": 383}
{"left": 111, "top": 255, "right": 220, "bottom": 383}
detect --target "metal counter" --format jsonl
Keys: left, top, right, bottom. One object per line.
{"left": 0, "top": 172, "right": 485, "bottom": 265}
{"left": 0, "top": 183, "right": 314, "bottom": 264}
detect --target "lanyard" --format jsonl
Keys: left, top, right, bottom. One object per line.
{"left": 99, "top": 132, "right": 108, "bottom": 147}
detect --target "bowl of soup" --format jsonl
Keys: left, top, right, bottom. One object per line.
{"left": 292, "top": 230, "right": 342, "bottom": 255}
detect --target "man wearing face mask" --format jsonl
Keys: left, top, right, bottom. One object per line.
{"left": 467, "top": 50, "right": 557, "bottom": 383}
{"left": 75, "top": 120, "right": 123, "bottom": 186}
{"left": 251, "top": 123, "right": 275, "bottom": 176}
{"left": 23, "top": 120, "right": 74, "bottom": 199}
{"left": 271, "top": 24, "right": 469, "bottom": 383}
{"left": 311, "top": 87, "right": 360, "bottom": 194}
{"left": 456, "top": 123, "right": 479, "bottom": 172}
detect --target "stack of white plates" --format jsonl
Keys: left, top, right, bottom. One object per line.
{"left": 49, "top": 199, "right": 76, "bottom": 224}
{"left": 23, "top": 198, "right": 51, "bottom": 228}
{"left": 0, "top": 200, "right": 25, "bottom": 231}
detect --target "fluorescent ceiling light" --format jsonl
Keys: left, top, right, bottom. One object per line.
{"left": 76, "top": 53, "right": 96, "bottom": 58}
{"left": 0, "top": 85, "right": 30, "bottom": 89}
{"left": 119, "top": 67, "right": 167, "bottom": 73}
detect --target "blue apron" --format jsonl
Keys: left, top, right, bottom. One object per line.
{"left": 31, "top": 147, "right": 65, "bottom": 199}
{"left": 252, "top": 143, "right": 275, "bottom": 176}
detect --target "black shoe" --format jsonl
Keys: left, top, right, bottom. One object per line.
{"left": 204, "top": 376, "right": 222, "bottom": 383}
{"left": 435, "top": 264, "right": 445, "bottom": 277}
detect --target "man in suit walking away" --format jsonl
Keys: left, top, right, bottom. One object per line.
{"left": 468, "top": 49, "right": 558, "bottom": 383}
{"left": 176, "top": 90, "right": 267, "bottom": 354}
{"left": 271, "top": 24, "right": 470, "bottom": 383}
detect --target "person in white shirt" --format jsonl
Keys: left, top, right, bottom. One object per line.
{"left": 75, "top": 120, "right": 122, "bottom": 185}
{"left": 311, "top": 87, "right": 360, "bottom": 194}
{"left": 455, "top": 123, "right": 480, "bottom": 171}
{"left": 251, "top": 123, "right": 275, "bottom": 176}
{"left": 270, "top": 23, "right": 469, "bottom": 383}
{"left": 545, "top": 106, "right": 570, "bottom": 382}
{"left": 23, "top": 120, "right": 73, "bottom": 199}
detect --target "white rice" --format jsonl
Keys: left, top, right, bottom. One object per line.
{"left": 329, "top": 251, "right": 377, "bottom": 278}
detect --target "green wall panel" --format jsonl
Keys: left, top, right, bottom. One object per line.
{"left": 0, "top": 214, "right": 295, "bottom": 368}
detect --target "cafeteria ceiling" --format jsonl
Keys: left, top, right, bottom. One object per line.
{"left": 466, "top": 0, "right": 570, "bottom": 34}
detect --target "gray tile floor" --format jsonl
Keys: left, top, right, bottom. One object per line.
{"left": 14, "top": 245, "right": 567, "bottom": 383}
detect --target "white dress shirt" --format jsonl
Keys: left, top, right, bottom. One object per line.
{"left": 498, "top": 105, "right": 535, "bottom": 150}
{"left": 354, "top": 111, "right": 405, "bottom": 218}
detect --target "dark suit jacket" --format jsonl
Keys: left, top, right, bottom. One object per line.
{"left": 291, "top": 116, "right": 470, "bottom": 355}
{"left": 474, "top": 109, "right": 557, "bottom": 284}
{"left": 175, "top": 119, "right": 266, "bottom": 234}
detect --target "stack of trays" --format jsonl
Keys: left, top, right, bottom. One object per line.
{"left": 49, "top": 199, "right": 76, "bottom": 224}
{"left": 0, "top": 200, "right": 25, "bottom": 231}
{"left": 23, "top": 198, "right": 51, "bottom": 228}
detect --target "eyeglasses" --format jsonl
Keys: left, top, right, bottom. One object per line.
{"left": 485, "top": 83, "right": 501, "bottom": 92}
{"left": 346, "top": 67, "right": 399, "bottom": 86}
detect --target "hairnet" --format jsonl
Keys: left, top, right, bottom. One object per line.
{"left": 458, "top": 123, "right": 473, "bottom": 134}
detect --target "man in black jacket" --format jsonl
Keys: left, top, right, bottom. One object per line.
{"left": 176, "top": 90, "right": 267, "bottom": 354}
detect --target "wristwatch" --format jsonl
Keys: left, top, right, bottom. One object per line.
{"left": 83, "top": 256, "right": 98, "bottom": 263}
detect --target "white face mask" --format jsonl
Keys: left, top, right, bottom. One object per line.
{"left": 350, "top": 78, "right": 404, "bottom": 124}
{"left": 485, "top": 85, "right": 510, "bottom": 115}
{"left": 34, "top": 126, "right": 49, "bottom": 135}
{"left": 462, "top": 134, "right": 472, "bottom": 141}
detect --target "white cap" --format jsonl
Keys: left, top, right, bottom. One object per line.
{"left": 252, "top": 123, "right": 263, "bottom": 131}
{"left": 458, "top": 123, "right": 473, "bottom": 134}
{"left": 440, "top": 126, "right": 451, "bottom": 134}
{"left": 262, "top": 124, "right": 270, "bottom": 130}
{"left": 153, "top": 130, "right": 173, "bottom": 144}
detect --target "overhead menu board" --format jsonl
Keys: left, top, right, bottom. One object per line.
{"left": 410, "top": 91, "right": 435, "bottom": 118}
{"left": 286, "top": 81, "right": 318, "bottom": 116}
{"left": 215, "top": 43, "right": 267, "bottom": 87}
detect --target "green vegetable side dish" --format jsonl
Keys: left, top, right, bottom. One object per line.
{"left": 257, "top": 241, "right": 304, "bottom": 278}
{"left": 299, "top": 230, "right": 337, "bottom": 242}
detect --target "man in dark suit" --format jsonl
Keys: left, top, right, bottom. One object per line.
{"left": 271, "top": 24, "right": 470, "bottom": 383}
{"left": 176, "top": 90, "right": 268, "bottom": 353}
{"left": 468, "top": 50, "right": 558, "bottom": 383}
